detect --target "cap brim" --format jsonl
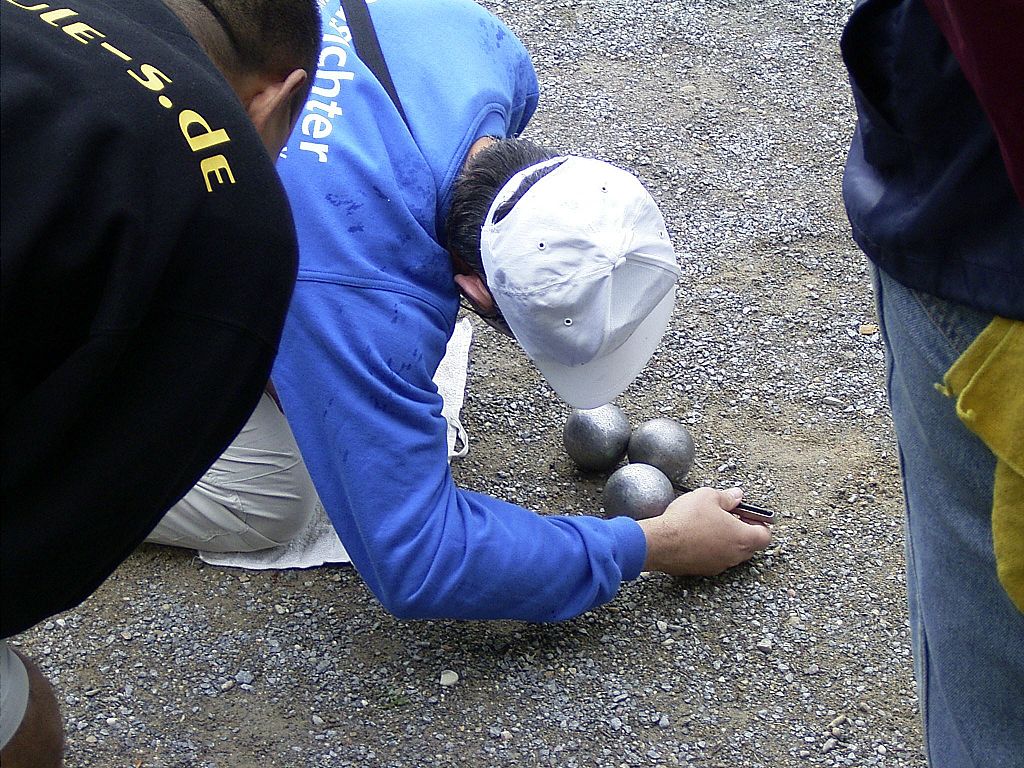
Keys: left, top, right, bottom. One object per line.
{"left": 530, "top": 288, "right": 675, "bottom": 409}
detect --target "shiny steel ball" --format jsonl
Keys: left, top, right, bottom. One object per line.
{"left": 627, "top": 418, "right": 695, "bottom": 489}
{"left": 603, "top": 463, "right": 675, "bottom": 521}
{"left": 562, "top": 404, "right": 631, "bottom": 472}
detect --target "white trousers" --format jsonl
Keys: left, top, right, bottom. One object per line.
{"left": 146, "top": 392, "right": 318, "bottom": 553}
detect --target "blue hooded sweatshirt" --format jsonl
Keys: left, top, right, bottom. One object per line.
{"left": 273, "top": 0, "right": 647, "bottom": 622}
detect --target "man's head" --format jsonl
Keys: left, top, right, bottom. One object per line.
{"left": 164, "top": 0, "right": 321, "bottom": 154}
{"left": 447, "top": 139, "right": 681, "bottom": 409}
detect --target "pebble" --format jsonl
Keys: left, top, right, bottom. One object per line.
{"left": 439, "top": 670, "right": 459, "bottom": 687}
{"left": 829, "top": 714, "right": 848, "bottom": 729}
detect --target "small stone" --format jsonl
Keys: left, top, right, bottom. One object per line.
{"left": 656, "top": 620, "right": 669, "bottom": 633}
{"left": 822, "top": 738, "right": 837, "bottom": 752}
{"left": 220, "top": 680, "right": 236, "bottom": 691}
{"left": 756, "top": 638, "right": 773, "bottom": 653}
{"left": 828, "top": 714, "right": 848, "bottom": 729}
{"left": 235, "top": 671, "right": 254, "bottom": 685}
{"left": 858, "top": 323, "right": 879, "bottom": 335}
{"left": 658, "top": 715, "right": 670, "bottom": 729}
{"left": 312, "top": 715, "right": 325, "bottom": 727}
{"left": 439, "top": 670, "right": 459, "bottom": 687}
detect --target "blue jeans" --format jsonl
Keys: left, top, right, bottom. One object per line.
{"left": 874, "top": 266, "right": 1024, "bottom": 768}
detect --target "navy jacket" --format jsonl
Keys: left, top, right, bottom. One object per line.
{"left": 841, "top": 0, "right": 1024, "bottom": 319}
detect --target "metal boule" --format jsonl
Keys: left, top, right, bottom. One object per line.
{"left": 603, "top": 463, "right": 675, "bottom": 521}
{"left": 627, "top": 418, "right": 695, "bottom": 489}
{"left": 563, "top": 404, "right": 631, "bottom": 472}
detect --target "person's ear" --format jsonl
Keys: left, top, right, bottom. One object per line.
{"left": 454, "top": 272, "right": 497, "bottom": 314}
{"left": 245, "top": 68, "right": 309, "bottom": 156}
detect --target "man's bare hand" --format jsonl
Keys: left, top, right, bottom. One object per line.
{"left": 637, "top": 487, "right": 772, "bottom": 576}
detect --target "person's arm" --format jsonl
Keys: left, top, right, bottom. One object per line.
{"left": 0, "top": 645, "right": 63, "bottom": 766}
{"left": 274, "top": 280, "right": 648, "bottom": 622}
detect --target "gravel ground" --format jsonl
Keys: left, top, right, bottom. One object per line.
{"left": 16, "top": 1, "right": 929, "bottom": 766}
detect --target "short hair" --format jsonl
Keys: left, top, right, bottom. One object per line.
{"left": 446, "top": 138, "right": 561, "bottom": 277}
{"left": 168, "top": 0, "right": 321, "bottom": 90}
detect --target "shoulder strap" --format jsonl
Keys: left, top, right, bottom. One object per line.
{"left": 340, "top": 0, "right": 410, "bottom": 127}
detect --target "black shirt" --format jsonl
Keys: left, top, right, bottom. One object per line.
{"left": 1, "top": 0, "right": 299, "bottom": 636}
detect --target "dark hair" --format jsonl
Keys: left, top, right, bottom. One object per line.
{"left": 171, "top": 0, "right": 321, "bottom": 93}
{"left": 446, "top": 138, "right": 561, "bottom": 277}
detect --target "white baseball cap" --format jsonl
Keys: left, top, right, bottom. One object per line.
{"left": 480, "top": 156, "right": 680, "bottom": 409}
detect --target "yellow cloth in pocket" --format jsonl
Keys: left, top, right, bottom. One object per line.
{"left": 939, "top": 317, "right": 1024, "bottom": 612}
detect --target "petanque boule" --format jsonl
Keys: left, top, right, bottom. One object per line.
{"left": 563, "top": 404, "right": 632, "bottom": 472}
{"left": 603, "top": 463, "right": 675, "bottom": 521}
{"left": 627, "top": 418, "right": 696, "bottom": 489}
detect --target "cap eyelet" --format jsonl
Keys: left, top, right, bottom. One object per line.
{"left": 538, "top": 242, "right": 546, "bottom": 250}
{"left": 601, "top": 186, "right": 608, "bottom": 192}
{"left": 563, "top": 318, "right": 573, "bottom": 326}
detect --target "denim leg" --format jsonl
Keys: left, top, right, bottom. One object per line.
{"left": 874, "top": 266, "right": 1024, "bottom": 768}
